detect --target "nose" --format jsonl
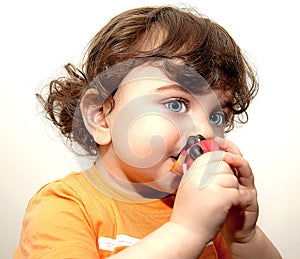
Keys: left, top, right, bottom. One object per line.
{"left": 193, "top": 119, "right": 214, "bottom": 140}
{"left": 184, "top": 108, "right": 221, "bottom": 140}
{"left": 182, "top": 115, "right": 214, "bottom": 141}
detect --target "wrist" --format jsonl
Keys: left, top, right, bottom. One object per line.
{"left": 225, "top": 226, "right": 257, "bottom": 257}
{"left": 226, "top": 226, "right": 282, "bottom": 258}
{"left": 163, "top": 221, "right": 209, "bottom": 257}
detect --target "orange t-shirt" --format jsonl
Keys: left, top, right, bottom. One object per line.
{"left": 14, "top": 165, "right": 230, "bottom": 258}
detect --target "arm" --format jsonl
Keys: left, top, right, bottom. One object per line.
{"left": 110, "top": 222, "right": 208, "bottom": 259}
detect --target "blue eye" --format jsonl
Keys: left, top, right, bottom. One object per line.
{"left": 209, "top": 111, "right": 226, "bottom": 126}
{"left": 165, "top": 98, "right": 188, "bottom": 113}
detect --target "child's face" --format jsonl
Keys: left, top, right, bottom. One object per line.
{"left": 99, "top": 63, "right": 226, "bottom": 194}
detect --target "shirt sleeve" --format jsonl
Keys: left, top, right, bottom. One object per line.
{"left": 14, "top": 180, "right": 100, "bottom": 259}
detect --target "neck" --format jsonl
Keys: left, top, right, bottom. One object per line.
{"left": 94, "top": 155, "right": 173, "bottom": 200}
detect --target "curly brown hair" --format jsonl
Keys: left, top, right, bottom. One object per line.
{"left": 38, "top": 6, "right": 258, "bottom": 155}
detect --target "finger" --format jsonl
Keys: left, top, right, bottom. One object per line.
{"left": 180, "top": 152, "right": 225, "bottom": 188}
{"left": 223, "top": 152, "right": 255, "bottom": 188}
{"left": 185, "top": 150, "right": 225, "bottom": 173}
{"left": 188, "top": 156, "right": 237, "bottom": 189}
{"left": 214, "top": 137, "right": 242, "bottom": 156}
{"left": 214, "top": 173, "right": 240, "bottom": 190}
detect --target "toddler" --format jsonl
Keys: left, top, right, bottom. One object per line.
{"left": 15, "top": 5, "right": 281, "bottom": 258}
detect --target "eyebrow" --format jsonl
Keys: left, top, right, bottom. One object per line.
{"left": 155, "top": 84, "right": 191, "bottom": 94}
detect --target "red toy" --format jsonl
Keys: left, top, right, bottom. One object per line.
{"left": 170, "top": 135, "right": 223, "bottom": 175}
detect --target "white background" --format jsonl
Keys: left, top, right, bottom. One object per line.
{"left": 1, "top": 0, "right": 299, "bottom": 258}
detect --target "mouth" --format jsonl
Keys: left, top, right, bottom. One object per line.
{"left": 170, "top": 152, "right": 180, "bottom": 162}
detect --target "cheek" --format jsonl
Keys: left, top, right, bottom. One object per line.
{"left": 128, "top": 114, "right": 179, "bottom": 157}
{"left": 112, "top": 114, "right": 181, "bottom": 168}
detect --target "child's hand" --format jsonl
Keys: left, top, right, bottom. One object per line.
{"left": 170, "top": 148, "right": 241, "bottom": 245}
{"left": 170, "top": 138, "right": 259, "bottom": 248}
{"left": 216, "top": 138, "right": 259, "bottom": 246}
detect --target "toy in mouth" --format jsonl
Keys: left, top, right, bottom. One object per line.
{"left": 170, "top": 135, "right": 223, "bottom": 175}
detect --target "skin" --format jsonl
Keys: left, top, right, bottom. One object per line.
{"left": 96, "top": 64, "right": 225, "bottom": 195}
{"left": 82, "top": 63, "right": 282, "bottom": 258}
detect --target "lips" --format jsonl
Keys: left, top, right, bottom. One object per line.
{"left": 170, "top": 136, "right": 223, "bottom": 175}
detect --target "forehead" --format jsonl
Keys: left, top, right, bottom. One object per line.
{"left": 119, "top": 60, "right": 208, "bottom": 93}
{"left": 118, "top": 62, "right": 230, "bottom": 103}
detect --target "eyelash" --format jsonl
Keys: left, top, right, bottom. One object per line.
{"left": 209, "top": 111, "right": 228, "bottom": 126}
{"left": 164, "top": 97, "right": 228, "bottom": 125}
{"left": 164, "top": 97, "right": 190, "bottom": 113}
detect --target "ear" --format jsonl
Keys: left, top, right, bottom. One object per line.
{"left": 80, "top": 88, "right": 112, "bottom": 145}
